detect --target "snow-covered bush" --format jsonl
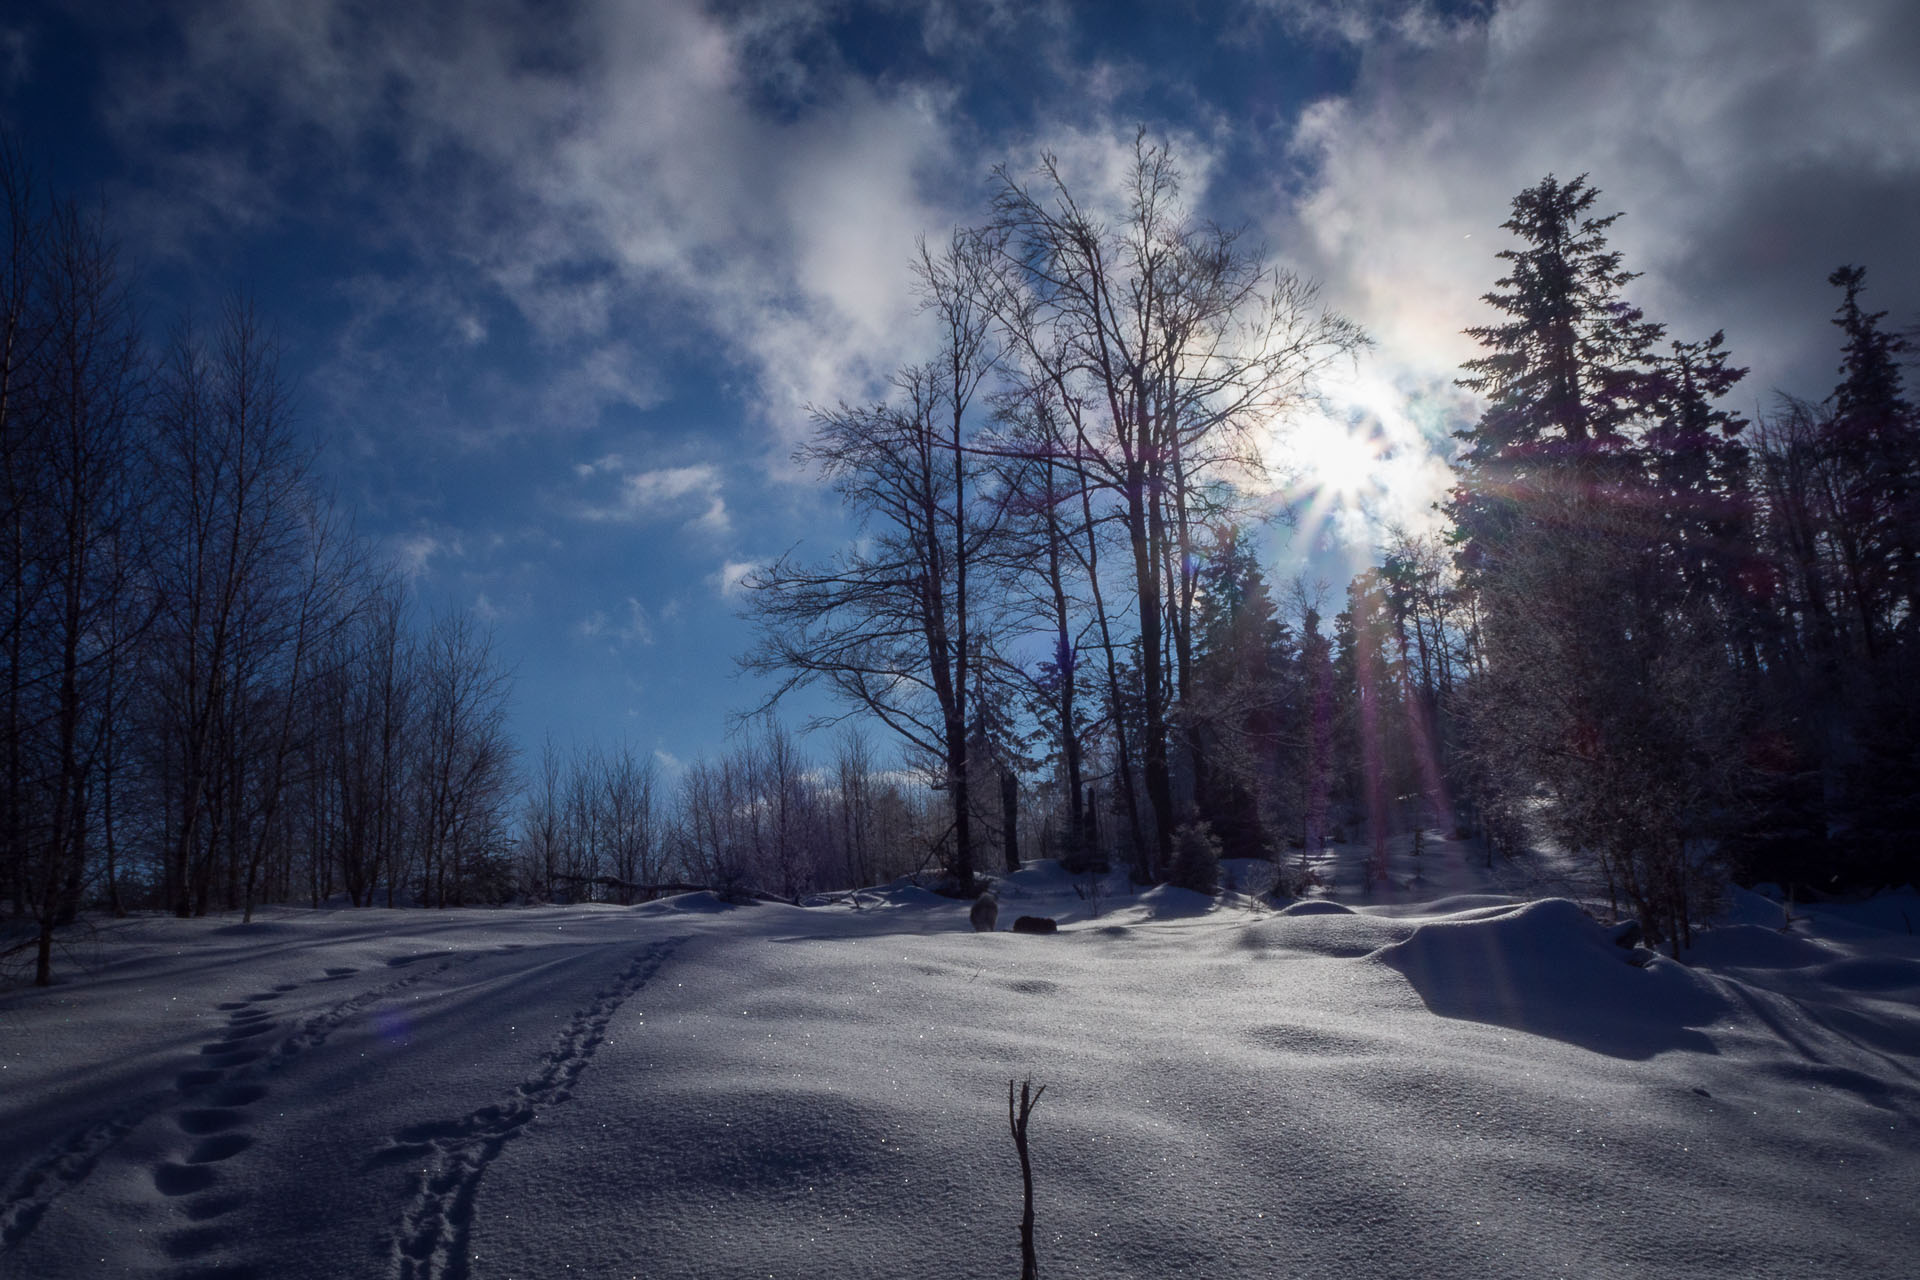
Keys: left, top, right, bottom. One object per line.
{"left": 1269, "top": 856, "right": 1323, "bottom": 901}
{"left": 1168, "top": 822, "right": 1221, "bottom": 894}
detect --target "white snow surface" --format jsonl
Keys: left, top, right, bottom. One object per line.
{"left": 3, "top": 837, "right": 1917, "bottom": 1279}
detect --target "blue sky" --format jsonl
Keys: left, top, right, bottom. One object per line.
{"left": 5, "top": 0, "right": 1917, "bottom": 769}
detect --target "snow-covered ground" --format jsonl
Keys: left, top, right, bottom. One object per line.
{"left": 4, "top": 836, "right": 1917, "bottom": 1279}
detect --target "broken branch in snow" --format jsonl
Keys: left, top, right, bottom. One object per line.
{"left": 1008, "top": 1077, "right": 1045, "bottom": 1280}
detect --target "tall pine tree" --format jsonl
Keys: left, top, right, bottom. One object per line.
{"left": 1188, "top": 524, "right": 1292, "bottom": 861}
{"left": 1449, "top": 175, "right": 1748, "bottom": 953}
{"left": 1453, "top": 173, "right": 1663, "bottom": 579}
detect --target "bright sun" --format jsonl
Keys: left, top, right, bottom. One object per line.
{"left": 1295, "top": 420, "right": 1384, "bottom": 502}
{"left": 1261, "top": 370, "right": 1454, "bottom": 554}
{"left": 1290, "top": 418, "right": 1382, "bottom": 502}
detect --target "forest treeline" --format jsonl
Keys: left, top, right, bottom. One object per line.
{"left": 744, "top": 144, "right": 1919, "bottom": 957}
{"left": 0, "top": 148, "right": 529, "bottom": 985}
{"left": 0, "top": 143, "right": 977, "bottom": 988}
{"left": 5, "top": 139, "right": 1915, "bottom": 985}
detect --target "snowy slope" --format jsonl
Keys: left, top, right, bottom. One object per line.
{"left": 3, "top": 838, "right": 1917, "bottom": 1279}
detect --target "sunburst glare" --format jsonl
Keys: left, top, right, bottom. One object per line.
{"left": 1299, "top": 418, "right": 1386, "bottom": 502}
{"left": 1260, "top": 362, "right": 1462, "bottom": 563}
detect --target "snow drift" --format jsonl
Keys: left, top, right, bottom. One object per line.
{"left": 3, "top": 845, "right": 1916, "bottom": 1279}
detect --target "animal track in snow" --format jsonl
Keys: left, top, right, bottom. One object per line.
{"left": 0, "top": 949, "right": 481, "bottom": 1252}
{"left": 383, "top": 937, "right": 684, "bottom": 1280}
{"left": 144, "top": 955, "right": 492, "bottom": 1278}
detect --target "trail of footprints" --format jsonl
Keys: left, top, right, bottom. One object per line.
{"left": 381, "top": 938, "right": 683, "bottom": 1280}
{"left": 0, "top": 947, "right": 496, "bottom": 1265}
{"left": 150, "top": 951, "right": 530, "bottom": 1280}
{"left": 2, "top": 937, "right": 674, "bottom": 1279}
{"left": 145, "top": 985, "right": 302, "bottom": 1280}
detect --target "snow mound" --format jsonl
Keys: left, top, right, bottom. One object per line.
{"left": 9, "top": 869, "right": 1920, "bottom": 1277}
{"left": 992, "top": 858, "right": 1087, "bottom": 893}
{"left": 1281, "top": 899, "right": 1353, "bottom": 916}
{"left": 1812, "top": 955, "right": 1920, "bottom": 994}
{"left": 1238, "top": 909, "right": 1418, "bottom": 959}
{"left": 1107, "top": 883, "right": 1220, "bottom": 922}
{"left": 1375, "top": 897, "right": 1728, "bottom": 1059}
{"left": 635, "top": 890, "right": 744, "bottom": 914}
{"left": 1685, "top": 923, "right": 1833, "bottom": 970}
{"left": 867, "top": 884, "right": 950, "bottom": 908}
{"left": 1717, "top": 885, "right": 1796, "bottom": 927}
{"left": 1365, "top": 892, "right": 1518, "bottom": 919}
{"left": 1415, "top": 893, "right": 1530, "bottom": 919}
{"left": 1805, "top": 886, "right": 1920, "bottom": 937}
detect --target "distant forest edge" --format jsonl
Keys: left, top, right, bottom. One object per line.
{"left": 4, "top": 139, "right": 1915, "bottom": 986}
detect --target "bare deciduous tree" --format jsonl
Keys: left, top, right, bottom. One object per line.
{"left": 745, "top": 235, "right": 1002, "bottom": 893}
{"left": 19, "top": 193, "right": 145, "bottom": 984}
{"left": 976, "top": 132, "right": 1365, "bottom": 877}
{"left": 146, "top": 299, "right": 315, "bottom": 917}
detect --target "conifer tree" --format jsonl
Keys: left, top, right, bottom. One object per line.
{"left": 1188, "top": 524, "right": 1291, "bottom": 860}
{"left": 1822, "top": 265, "right": 1917, "bottom": 652}
{"left": 1449, "top": 175, "right": 1746, "bottom": 951}
{"left": 1297, "top": 604, "right": 1336, "bottom": 858}
{"left": 1642, "top": 331, "right": 1752, "bottom": 613}
{"left": 1820, "top": 266, "right": 1918, "bottom": 882}
{"left": 1453, "top": 173, "right": 1663, "bottom": 577}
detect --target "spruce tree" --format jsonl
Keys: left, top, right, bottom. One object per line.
{"left": 1452, "top": 173, "right": 1663, "bottom": 580}
{"left": 1642, "top": 331, "right": 1752, "bottom": 612}
{"left": 1448, "top": 175, "right": 1744, "bottom": 952}
{"left": 1189, "top": 524, "right": 1291, "bottom": 860}
{"left": 1823, "top": 265, "right": 1917, "bottom": 652}
{"left": 1821, "top": 266, "right": 1920, "bottom": 883}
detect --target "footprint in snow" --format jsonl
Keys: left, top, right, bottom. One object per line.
{"left": 178, "top": 1191, "right": 246, "bottom": 1222}
{"left": 176, "top": 1109, "right": 245, "bottom": 1135}
{"left": 201, "top": 1048, "right": 265, "bottom": 1070}
{"left": 3, "top": 949, "right": 486, "bottom": 1257}
{"left": 152, "top": 1163, "right": 220, "bottom": 1197}
{"left": 185, "top": 1134, "right": 253, "bottom": 1164}
{"left": 382, "top": 937, "right": 685, "bottom": 1280}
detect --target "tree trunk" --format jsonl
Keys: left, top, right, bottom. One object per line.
{"left": 1001, "top": 769, "right": 1020, "bottom": 873}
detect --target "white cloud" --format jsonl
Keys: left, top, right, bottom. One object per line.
{"left": 574, "top": 453, "right": 625, "bottom": 479}
{"left": 577, "top": 597, "right": 655, "bottom": 647}
{"left": 0, "top": 24, "right": 32, "bottom": 95}
{"left": 576, "top": 461, "right": 730, "bottom": 533}
{"left": 467, "top": 588, "right": 532, "bottom": 624}
{"left": 1282, "top": 0, "right": 1920, "bottom": 426}
{"left": 105, "top": 0, "right": 967, "bottom": 445}
{"left": 692, "top": 497, "right": 731, "bottom": 536}
{"left": 389, "top": 531, "right": 459, "bottom": 579}
{"left": 712, "top": 559, "right": 762, "bottom": 600}
{"left": 1246, "top": 0, "right": 1461, "bottom": 50}
{"left": 622, "top": 466, "right": 716, "bottom": 506}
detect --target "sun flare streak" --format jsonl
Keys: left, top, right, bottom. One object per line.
{"left": 1258, "top": 364, "right": 1464, "bottom": 560}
